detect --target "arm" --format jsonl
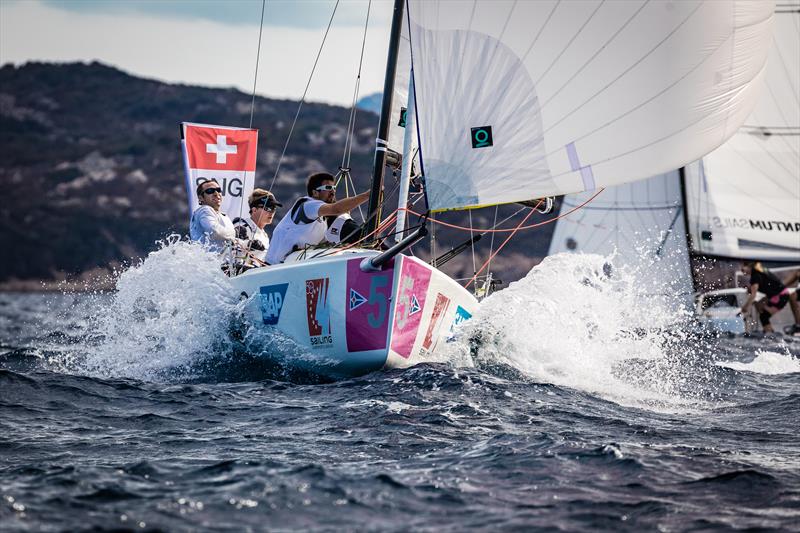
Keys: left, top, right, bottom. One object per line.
{"left": 784, "top": 270, "right": 800, "bottom": 288}
{"left": 317, "top": 190, "right": 371, "bottom": 217}
{"left": 741, "top": 283, "right": 759, "bottom": 313}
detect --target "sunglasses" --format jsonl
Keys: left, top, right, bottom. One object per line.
{"left": 315, "top": 185, "right": 336, "bottom": 192}
{"left": 202, "top": 187, "right": 222, "bottom": 195}
{"left": 253, "top": 204, "right": 277, "bottom": 212}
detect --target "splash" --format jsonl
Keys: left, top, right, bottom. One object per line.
{"left": 717, "top": 350, "right": 800, "bottom": 375}
{"left": 78, "top": 237, "right": 240, "bottom": 380}
{"left": 443, "top": 253, "right": 716, "bottom": 411}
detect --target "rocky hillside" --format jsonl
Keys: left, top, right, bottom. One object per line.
{"left": 0, "top": 62, "right": 554, "bottom": 289}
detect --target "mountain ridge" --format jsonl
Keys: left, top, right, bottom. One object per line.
{"left": 0, "top": 61, "right": 553, "bottom": 290}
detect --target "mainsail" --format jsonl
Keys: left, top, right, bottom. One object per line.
{"left": 404, "top": 0, "right": 774, "bottom": 212}
{"left": 684, "top": 6, "right": 800, "bottom": 261}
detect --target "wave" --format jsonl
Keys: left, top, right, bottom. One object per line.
{"left": 442, "top": 253, "right": 721, "bottom": 412}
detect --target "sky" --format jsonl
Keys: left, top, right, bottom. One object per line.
{"left": 0, "top": 0, "right": 393, "bottom": 106}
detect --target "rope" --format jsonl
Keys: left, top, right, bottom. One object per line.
{"left": 402, "top": 189, "right": 604, "bottom": 233}
{"left": 464, "top": 205, "right": 539, "bottom": 290}
{"left": 268, "top": 0, "right": 340, "bottom": 192}
{"left": 248, "top": 0, "right": 267, "bottom": 129}
{"left": 486, "top": 205, "right": 499, "bottom": 280}
{"left": 341, "top": 0, "right": 372, "bottom": 172}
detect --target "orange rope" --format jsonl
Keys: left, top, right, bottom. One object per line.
{"left": 402, "top": 189, "right": 605, "bottom": 233}
{"left": 312, "top": 209, "right": 400, "bottom": 258}
{"left": 464, "top": 206, "right": 537, "bottom": 290}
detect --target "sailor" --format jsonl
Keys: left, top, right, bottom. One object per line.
{"left": 266, "top": 172, "right": 371, "bottom": 264}
{"left": 190, "top": 178, "right": 235, "bottom": 252}
{"left": 740, "top": 261, "right": 800, "bottom": 334}
{"left": 233, "top": 188, "right": 282, "bottom": 266}
{"left": 782, "top": 269, "right": 800, "bottom": 335}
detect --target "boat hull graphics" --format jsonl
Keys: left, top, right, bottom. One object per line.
{"left": 231, "top": 251, "right": 478, "bottom": 377}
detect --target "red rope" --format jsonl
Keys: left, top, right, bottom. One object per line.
{"left": 464, "top": 206, "right": 538, "bottom": 290}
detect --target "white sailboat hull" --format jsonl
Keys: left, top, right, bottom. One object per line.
{"left": 695, "top": 288, "right": 797, "bottom": 335}
{"left": 231, "top": 249, "right": 478, "bottom": 378}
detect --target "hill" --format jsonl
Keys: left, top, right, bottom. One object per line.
{"left": 0, "top": 62, "right": 554, "bottom": 289}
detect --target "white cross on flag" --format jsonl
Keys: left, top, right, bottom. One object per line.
{"left": 181, "top": 122, "right": 259, "bottom": 221}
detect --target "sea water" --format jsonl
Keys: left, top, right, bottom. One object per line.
{"left": 1, "top": 242, "right": 798, "bottom": 531}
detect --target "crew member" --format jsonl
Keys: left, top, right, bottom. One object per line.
{"left": 266, "top": 172, "right": 371, "bottom": 264}
{"left": 233, "top": 188, "right": 282, "bottom": 266}
{"left": 190, "top": 179, "right": 235, "bottom": 252}
{"left": 740, "top": 261, "right": 800, "bottom": 334}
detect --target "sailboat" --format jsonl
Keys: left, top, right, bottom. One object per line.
{"left": 549, "top": 2, "right": 799, "bottom": 335}
{"left": 185, "top": 0, "right": 774, "bottom": 377}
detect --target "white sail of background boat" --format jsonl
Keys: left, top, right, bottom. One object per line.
{"left": 547, "top": 171, "right": 695, "bottom": 312}
{"left": 549, "top": 1, "right": 799, "bottom": 334}
{"left": 187, "top": 0, "right": 775, "bottom": 377}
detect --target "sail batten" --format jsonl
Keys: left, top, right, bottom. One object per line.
{"left": 405, "top": 0, "right": 774, "bottom": 213}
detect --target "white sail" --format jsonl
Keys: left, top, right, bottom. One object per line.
{"left": 405, "top": 0, "right": 774, "bottom": 212}
{"left": 548, "top": 171, "right": 694, "bottom": 310}
{"left": 684, "top": 7, "right": 800, "bottom": 261}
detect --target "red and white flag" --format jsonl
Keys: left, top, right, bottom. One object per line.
{"left": 181, "top": 122, "right": 259, "bottom": 221}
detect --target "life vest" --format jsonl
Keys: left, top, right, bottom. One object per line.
{"left": 266, "top": 197, "right": 327, "bottom": 264}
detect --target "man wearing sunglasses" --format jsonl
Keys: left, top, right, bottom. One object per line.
{"left": 266, "top": 172, "right": 370, "bottom": 264}
{"left": 233, "top": 188, "right": 282, "bottom": 266}
{"left": 189, "top": 179, "right": 236, "bottom": 252}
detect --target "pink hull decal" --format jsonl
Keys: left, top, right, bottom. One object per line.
{"left": 390, "top": 258, "right": 432, "bottom": 359}
{"left": 345, "top": 258, "right": 394, "bottom": 352}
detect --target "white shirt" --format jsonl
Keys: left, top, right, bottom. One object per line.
{"left": 190, "top": 205, "right": 235, "bottom": 253}
{"left": 266, "top": 197, "right": 327, "bottom": 264}
{"left": 234, "top": 216, "right": 270, "bottom": 264}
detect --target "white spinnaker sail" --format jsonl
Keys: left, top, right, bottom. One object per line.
{"left": 405, "top": 0, "right": 774, "bottom": 212}
{"left": 684, "top": 6, "right": 800, "bottom": 261}
{"left": 548, "top": 171, "right": 694, "bottom": 309}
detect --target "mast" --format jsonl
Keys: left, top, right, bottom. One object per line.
{"left": 679, "top": 166, "right": 699, "bottom": 294}
{"left": 364, "top": 0, "right": 405, "bottom": 238}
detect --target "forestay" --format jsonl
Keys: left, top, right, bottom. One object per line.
{"left": 684, "top": 6, "right": 800, "bottom": 261}
{"left": 405, "top": 0, "right": 774, "bottom": 212}
{"left": 548, "top": 171, "right": 694, "bottom": 310}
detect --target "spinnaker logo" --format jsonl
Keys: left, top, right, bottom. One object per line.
{"left": 471, "top": 126, "right": 493, "bottom": 148}
{"left": 260, "top": 283, "right": 288, "bottom": 325}
{"left": 399, "top": 107, "right": 407, "bottom": 128}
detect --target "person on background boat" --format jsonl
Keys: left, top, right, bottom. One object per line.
{"left": 190, "top": 178, "right": 235, "bottom": 252}
{"left": 740, "top": 261, "right": 800, "bottom": 334}
{"left": 233, "top": 188, "right": 282, "bottom": 266}
{"left": 782, "top": 269, "right": 800, "bottom": 335}
{"left": 266, "top": 172, "right": 371, "bottom": 264}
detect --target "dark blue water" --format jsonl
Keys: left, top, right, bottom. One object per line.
{"left": 2, "top": 250, "right": 799, "bottom": 531}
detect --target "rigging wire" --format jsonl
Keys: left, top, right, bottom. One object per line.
{"left": 341, "top": 0, "right": 372, "bottom": 173}
{"left": 268, "top": 0, "right": 340, "bottom": 192}
{"left": 485, "top": 205, "right": 499, "bottom": 280}
{"left": 248, "top": 0, "right": 267, "bottom": 129}
{"left": 464, "top": 206, "right": 540, "bottom": 290}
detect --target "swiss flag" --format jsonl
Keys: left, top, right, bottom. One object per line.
{"left": 184, "top": 123, "right": 258, "bottom": 171}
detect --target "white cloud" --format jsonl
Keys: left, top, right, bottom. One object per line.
{"left": 0, "top": 0, "right": 391, "bottom": 106}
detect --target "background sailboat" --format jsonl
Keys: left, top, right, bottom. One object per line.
{"left": 548, "top": 1, "right": 799, "bottom": 333}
